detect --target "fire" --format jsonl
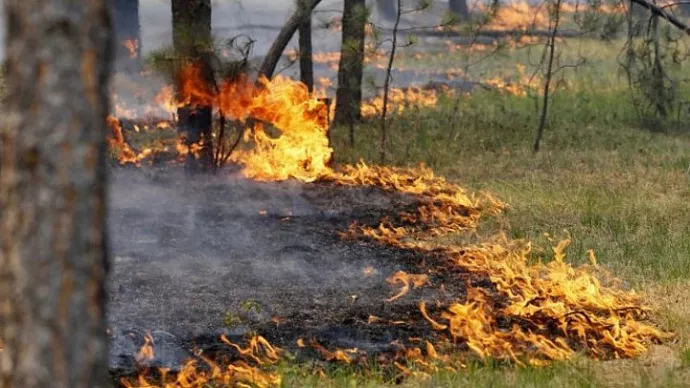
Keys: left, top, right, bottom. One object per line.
{"left": 361, "top": 86, "right": 454, "bottom": 117}
{"left": 136, "top": 332, "right": 155, "bottom": 364}
{"left": 309, "top": 339, "right": 356, "bottom": 364}
{"left": 472, "top": 1, "right": 626, "bottom": 32}
{"left": 109, "top": 59, "right": 666, "bottom": 381}
{"left": 227, "top": 76, "right": 332, "bottom": 182}
{"left": 154, "top": 85, "right": 177, "bottom": 117}
{"left": 106, "top": 115, "right": 153, "bottom": 165}
{"left": 168, "top": 65, "right": 333, "bottom": 181}
{"left": 122, "top": 39, "right": 139, "bottom": 59}
{"left": 121, "top": 335, "right": 281, "bottom": 388}
{"left": 386, "top": 271, "right": 429, "bottom": 302}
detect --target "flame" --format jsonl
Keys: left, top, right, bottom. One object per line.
{"left": 154, "top": 85, "right": 177, "bottom": 117}
{"left": 136, "top": 332, "right": 155, "bottom": 364}
{"left": 310, "top": 339, "right": 355, "bottom": 364}
{"left": 122, "top": 39, "right": 139, "bottom": 59}
{"left": 361, "top": 86, "right": 454, "bottom": 117}
{"left": 386, "top": 271, "right": 429, "bottom": 302}
{"left": 121, "top": 335, "right": 281, "bottom": 388}
{"left": 106, "top": 115, "right": 153, "bottom": 165}
{"left": 472, "top": 1, "right": 626, "bottom": 32}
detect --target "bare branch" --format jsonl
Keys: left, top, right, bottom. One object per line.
{"left": 629, "top": 0, "right": 690, "bottom": 34}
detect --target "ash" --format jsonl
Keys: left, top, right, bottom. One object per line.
{"left": 106, "top": 168, "right": 465, "bottom": 371}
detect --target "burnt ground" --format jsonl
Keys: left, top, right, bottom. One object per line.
{"left": 107, "top": 168, "right": 479, "bottom": 374}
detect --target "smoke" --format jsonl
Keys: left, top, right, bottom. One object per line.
{"left": 106, "top": 169, "right": 416, "bottom": 355}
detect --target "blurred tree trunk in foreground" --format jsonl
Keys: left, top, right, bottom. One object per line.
{"left": 172, "top": 0, "right": 214, "bottom": 172}
{"left": 114, "top": 0, "right": 141, "bottom": 72}
{"left": 449, "top": 0, "right": 470, "bottom": 20}
{"left": 0, "top": 1, "right": 113, "bottom": 387}
{"left": 334, "top": 0, "right": 367, "bottom": 131}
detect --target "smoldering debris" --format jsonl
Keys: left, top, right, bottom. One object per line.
{"left": 107, "top": 168, "right": 465, "bottom": 371}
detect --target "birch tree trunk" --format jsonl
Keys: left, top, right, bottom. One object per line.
{"left": 0, "top": 1, "right": 113, "bottom": 387}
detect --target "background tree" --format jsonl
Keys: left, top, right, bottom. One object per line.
{"left": 333, "top": 0, "right": 368, "bottom": 135}
{"left": 114, "top": 0, "right": 141, "bottom": 73}
{"left": 449, "top": 0, "right": 470, "bottom": 20}
{"left": 258, "top": 0, "right": 322, "bottom": 80}
{"left": 0, "top": 1, "right": 113, "bottom": 387}
{"left": 299, "top": 0, "right": 315, "bottom": 92}
{"left": 172, "top": 0, "right": 214, "bottom": 172}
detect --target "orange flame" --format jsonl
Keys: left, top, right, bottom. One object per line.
{"left": 121, "top": 335, "right": 281, "bottom": 388}
{"left": 136, "top": 332, "right": 155, "bottom": 364}
{"left": 386, "top": 271, "right": 429, "bottom": 302}
{"left": 121, "top": 39, "right": 139, "bottom": 59}
{"left": 106, "top": 115, "right": 153, "bottom": 165}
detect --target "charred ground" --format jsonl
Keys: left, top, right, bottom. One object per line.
{"left": 107, "top": 168, "right": 476, "bottom": 374}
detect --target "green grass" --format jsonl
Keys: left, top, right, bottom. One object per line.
{"left": 295, "top": 37, "right": 690, "bottom": 387}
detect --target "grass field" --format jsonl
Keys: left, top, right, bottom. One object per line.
{"left": 296, "top": 37, "right": 690, "bottom": 387}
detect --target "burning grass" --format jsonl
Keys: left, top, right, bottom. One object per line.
{"left": 106, "top": 53, "right": 674, "bottom": 386}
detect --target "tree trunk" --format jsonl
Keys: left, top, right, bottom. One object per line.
{"left": 0, "top": 1, "right": 113, "bottom": 388}
{"left": 333, "top": 0, "right": 367, "bottom": 127}
{"left": 258, "top": 0, "right": 322, "bottom": 81}
{"left": 171, "top": 0, "right": 214, "bottom": 173}
{"left": 114, "top": 0, "right": 141, "bottom": 73}
{"left": 299, "top": 3, "right": 315, "bottom": 92}
{"left": 449, "top": 0, "right": 470, "bottom": 20}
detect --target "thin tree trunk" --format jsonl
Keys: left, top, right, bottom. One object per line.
{"left": 299, "top": 4, "right": 315, "bottom": 92}
{"left": 258, "top": 0, "right": 322, "bottom": 81}
{"left": 114, "top": 0, "right": 141, "bottom": 73}
{"left": 0, "top": 1, "right": 113, "bottom": 387}
{"left": 380, "top": 0, "right": 402, "bottom": 163}
{"left": 333, "top": 0, "right": 367, "bottom": 128}
{"left": 533, "top": 0, "right": 562, "bottom": 152}
{"left": 449, "top": 0, "right": 470, "bottom": 20}
{"left": 172, "top": 0, "right": 214, "bottom": 173}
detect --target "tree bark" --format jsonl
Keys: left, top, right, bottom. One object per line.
{"left": 449, "top": 0, "right": 470, "bottom": 20}
{"left": 171, "top": 0, "right": 214, "bottom": 172}
{"left": 114, "top": 0, "right": 141, "bottom": 73}
{"left": 299, "top": 4, "right": 315, "bottom": 92}
{"left": 0, "top": 1, "right": 113, "bottom": 387}
{"left": 333, "top": 0, "right": 367, "bottom": 127}
{"left": 258, "top": 0, "right": 322, "bottom": 81}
